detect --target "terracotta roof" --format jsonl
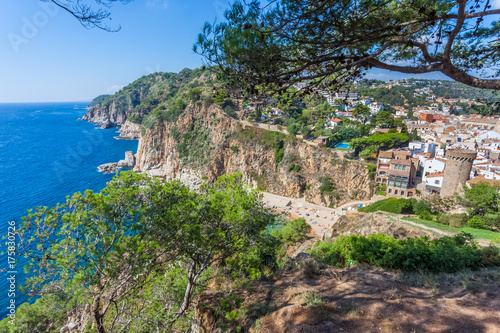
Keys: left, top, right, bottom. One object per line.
{"left": 467, "top": 176, "right": 500, "bottom": 186}
{"left": 427, "top": 172, "right": 445, "bottom": 178}
{"left": 391, "top": 159, "right": 411, "bottom": 166}
{"left": 378, "top": 151, "right": 393, "bottom": 158}
{"left": 389, "top": 169, "right": 411, "bottom": 176}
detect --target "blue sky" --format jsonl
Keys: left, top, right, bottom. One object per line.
{"left": 0, "top": 0, "right": 498, "bottom": 103}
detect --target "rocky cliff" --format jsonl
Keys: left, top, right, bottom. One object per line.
{"left": 82, "top": 68, "right": 212, "bottom": 128}
{"left": 135, "top": 102, "right": 374, "bottom": 207}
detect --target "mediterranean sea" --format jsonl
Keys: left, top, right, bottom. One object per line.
{"left": 0, "top": 102, "right": 138, "bottom": 319}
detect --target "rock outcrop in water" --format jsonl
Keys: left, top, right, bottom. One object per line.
{"left": 98, "top": 151, "right": 136, "bottom": 174}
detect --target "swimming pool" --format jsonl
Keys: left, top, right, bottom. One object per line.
{"left": 335, "top": 142, "right": 350, "bottom": 149}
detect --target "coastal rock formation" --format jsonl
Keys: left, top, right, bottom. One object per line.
{"left": 116, "top": 120, "right": 141, "bottom": 139}
{"left": 134, "top": 103, "right": 374, "bottom": 207}
{"left": 98, "top": 151, "right": 136, "bottom": 174}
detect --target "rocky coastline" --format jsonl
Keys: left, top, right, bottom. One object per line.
{"left": 98, "top": 151, "right": 136, "bottom": 174}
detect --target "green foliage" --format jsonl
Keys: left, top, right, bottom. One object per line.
{"left": 436, "top": 214, "right": 468, "bottom": 228}
{"left": 127, "top": 113, "right": 142, "bottom": 124}
{"left": 419, "top": 210, "right": 434, "bottom": 221}
{"left": 310, "top": 233, "right": 489, "bottom": 273}
{"left": 176, "top": 120, "right": 212, "bottom": 166}
{"left": 334, "top": 126, "right": 361, "bottom": 142}
{"left": 376, "top": 191, "right": 387, "bottom": 196}
{"left": 230, "top": 145, "right": 239, "bottom": 153}
{"left": 87, "top": 94, "right": 110, "bottom": 108}
{"left": 277, "top": 218, "right": 312, "bottom": 245}
{"left": 359, "top": 197, "right": 417, "bottom": 214}
{"left": 300, "top": 291, "right": 324, "bottom": 306}
{"left": 461, "top": 182, "right": 500, "bottom": 216}
{"left": 89, "top": 69, "right": 215, "bottom": 127}
{"left": 0, "top": 291, "right": 70, "bottom": 333}
{"left": 171, "top": 126, "right": 180, "bottom": 141}
{"left": 366, "top": 163, "right": 377, "bottom": 180}
{"left": 213, "top": 90, "right": 229, "bottom": 105}
{"left": 233, "top": 127, "right": 289, "bottom": 164}
{"left": 468, "top": 216, "right": 485, "bottom": 229}
{"left": 352, "top": 104, "right": 371, "bottom": 124}
{"left": 288, "top": 164, "right": 301, "bottom": 173}
{"left": 350, "top": 132, "right": 409, "bottom": 155}
{"left": 15, "top": 172, "right": 273, "bottom": 332}
{"left": 413, "top": 200, "right": 431, "bottom": 215}
{"left": 287, "top": 122, "right": 299, "bottom": 136}
{"left": 369, "top": 111, "right": 394, "bottom": 128}
{"left": 224, "top": 105, "right": 237, "bottom": 118}
{"left": 318, "top": 177, "right": 334, "bottom": 193}
{"left": 187, "top": 88, "right": 203, "bottom": 102}
{"left": 275, "top": 148, "right": 284, "bottom": 163}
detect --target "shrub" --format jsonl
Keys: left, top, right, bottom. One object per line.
{"left": 468, "top": 216, "right": 485, "bottom": 229}
{"left": 359, "top": 198, "right": 416, "bottom": 214}
{"left": 318, "top": 177, "right": 334, "bottom": 193}
{"left": 293, "top": 165, "right": 301, "bottom": 173}
{"left": 310, "top": 233, "right": 486, "bottom": 273}
{"left": 376, "top": 191, "right": 386, "bottom": 196}
{"left": 230, "top": 145, "right": 238, "bottom": 153}
{"left": 413, "top": 200, "right": 431, "bottom": 215}
{"left": 436, "top": 214, "right": 468, "bottom": 227}
{"left": 418, "top": 210, "right": 433, "bottom": 221}
{"left": 275, "top": 148, "right": 284, "bottom": 163}
{"left": 279, "top": 218, "right": 311, "bottom": 245}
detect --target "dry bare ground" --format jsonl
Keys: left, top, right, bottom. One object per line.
{"left": 199, "top": 264, "right": 500, "bottom": 333}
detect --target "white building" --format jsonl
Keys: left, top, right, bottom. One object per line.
{"left": 409, "top": 142, "right": 437, "bottom": 157}
{"left": 368, "top": 102, "right": 384, "bottom": 114}
{"left": 422, "top": 158, "right": 446, "bottom": 182}
{"left": 425, "top": 172, "right": 444, "bottom": 194}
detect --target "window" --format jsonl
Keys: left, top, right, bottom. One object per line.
{"left": 401, "top": 191, "right": 405, "bottom": 196}
{"left": 402, "top": 166, "right": 407, "bottom": 170}
{"left": 435, "top": 180, "right": 440, "bottom": 184}
{"left": 395, "top": 190, "right": 398, "bottom": 195}
{"left": 388, "top": 189, "right": 392, "bottom": 193}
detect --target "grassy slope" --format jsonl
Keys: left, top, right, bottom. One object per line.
{"left": 402, "top": 217, "right": 499, "bottom": 241}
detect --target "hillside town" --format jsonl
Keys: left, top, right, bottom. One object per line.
{"left": 241, "top": 79, "right": 500, "bottom": 200}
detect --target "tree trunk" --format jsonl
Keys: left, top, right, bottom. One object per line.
{"left": 177, "top": 265, "right": 196, "bottom": 317}
{"left": 93, "top": 296, "right": 106, "bottom": 333}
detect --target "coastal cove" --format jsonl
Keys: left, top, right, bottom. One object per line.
{"left": 0, "top": 102, "right": 138, "bottom": 319}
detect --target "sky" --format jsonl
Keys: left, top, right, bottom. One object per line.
{"left": 0, "top": 0, "right": 499, "bottom": 103}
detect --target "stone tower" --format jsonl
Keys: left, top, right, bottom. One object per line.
{"left": 441, "top": 149, "right": 477, "bottom": 197}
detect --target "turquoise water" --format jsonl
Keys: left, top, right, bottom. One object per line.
{"left": 335, "top": 142, "right": 350, "bottom": 149}
{"left": 0, "top": 102, "right": 138, "bottom": 319}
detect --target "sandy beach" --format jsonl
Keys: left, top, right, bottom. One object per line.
{"left": 261, "top": 192, "right": 379, "bottom": 237}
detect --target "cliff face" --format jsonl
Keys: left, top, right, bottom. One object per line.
{"left": 135, "top": 103, "right": 374, "bottom": 207}
{"left": 117, "top": 120, "right": 141, "bottom": 139}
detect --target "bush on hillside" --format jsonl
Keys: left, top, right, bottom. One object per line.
{"left": 274, "top": 218, "right": 312, "bottom": 246}
{"left": 310, "top": 233, "right": 491, "bottom": 273}
{"left": 436, "top": 214, "right": 468, "bottom": 227}
{"left": 358, "top": 197, "right": 416, "bottom": 214}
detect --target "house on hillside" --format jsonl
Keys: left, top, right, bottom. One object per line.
{"left": 376, "top": 150, "right": 418, "bottom": 198}
{"left": 425, "top": 172, "right": 444, "bottom": 194}
{"left": 328, "top": 118, "right": 343, "bottom": 127}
